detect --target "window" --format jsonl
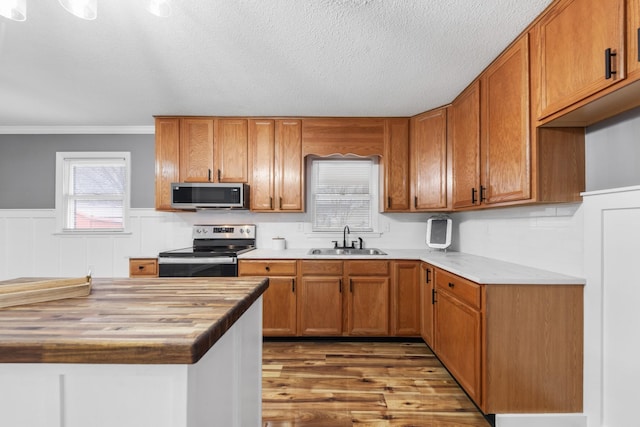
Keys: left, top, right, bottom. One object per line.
{"left": 56, "top": 152, "right": 130, "bottom": 233}
{"left": 310, "top": 157, "right": 378, "bottom": 232}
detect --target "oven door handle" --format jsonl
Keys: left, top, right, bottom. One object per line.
{"left": 158, "top": 257, "right": 237, "bottom": 264}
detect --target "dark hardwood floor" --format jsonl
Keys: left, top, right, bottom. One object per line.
{"left": 262, "top": 340, "right": 491, "bottom": 426}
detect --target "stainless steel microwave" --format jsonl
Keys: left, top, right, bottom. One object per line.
{"left": 170, "top": 182, "right": 249, "bottom": 209}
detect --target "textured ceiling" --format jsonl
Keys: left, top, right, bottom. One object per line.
{"left": 0, "top": 0, "right": 554, "bottom": 129}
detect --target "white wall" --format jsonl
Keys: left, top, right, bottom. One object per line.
{"left": 451, "top": 203, "right": 584, "bottom": 277}
{"left": 0, "top": 209, "right": 433, "bottom": 280}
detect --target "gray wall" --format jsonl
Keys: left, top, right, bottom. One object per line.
{"left": 586, "top": 106, "right": 640, "bottom": 192}
{"left": 0, "top": 134, "right": 155, "bottom": 208}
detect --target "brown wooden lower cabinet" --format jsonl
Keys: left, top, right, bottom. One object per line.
{"left": 391, "top": 260, "right": 421, "bottom": 336}
{"left": 419, "top": 262, "right": 435, "bottom": 348}
{"left": 238, "top": 259, "right": 297, "bottom": 336}
{"left": 298, "top": 260, "right": 344, "bottom": 336}
{"left": 345, "top": 260, "right": 390, "bottom": 336}
{"left": 129, "top": 258, "right": 158, "bottom": 278}
{"left": 433, "top": 267, "right": 583, "bottom": 414}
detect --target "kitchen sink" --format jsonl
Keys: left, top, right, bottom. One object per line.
{"left": 307, "top": 248, "right": 387, "bottom": 256}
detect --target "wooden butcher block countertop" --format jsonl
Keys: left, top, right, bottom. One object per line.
{"left": 0, "top": 277, "right": 268, "bottom": 365}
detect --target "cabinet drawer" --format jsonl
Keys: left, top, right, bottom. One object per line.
{"left": 129, "top": 258, "right": 158, "bottom": 277}
{"left": 436, "top": 269, "right": 481, "bottom": 309}
{"left": 346, "top": 260, "right": 389, "bottom": 276}
{"left": 301, "top": 260, "right": 343, "bottom": 276}
{"left": 238, "top": 260, "right": 297, "bottom": 276}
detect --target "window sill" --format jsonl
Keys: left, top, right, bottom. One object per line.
{"left": 53, "top": 230, "right": 133, "bottom": 236}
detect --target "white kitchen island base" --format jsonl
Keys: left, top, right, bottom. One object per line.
{"left": 0, "top": 297, "right": 262, "bottom": 427}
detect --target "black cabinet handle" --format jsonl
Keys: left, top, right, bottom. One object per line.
{"left": 425, "top": 268, "right": 431, "bottom": 284}
{"left": 339, "top": 279, "right": 343, "bottom": 293}
{"left": 432, "top": 289, "right": 437, "bottom": 304}
{"left": 471, "top": 188, "right": 477, "bottom": 204}
{"left": 269, "top": 197, "right": 273, "bottom": 209}
{"left": 291, "top": 278, "right": 295, "bottom": 293}
{"left": 637, "top": 28, "right": 640, "bottom": 62}
{"left": 605, "top": 48, "right": 617, "bottom": 79}
{"left": 350, "top": 279, "right": 353, "bottom": 293}
{"left": 387, "top": 196, "right": 391, "bottom": 208}
{"left": 448, "top": 282, "right": 455, "bottom": 288}
{"left": 217, "top": 169, "right": 221, "bottom": 182}
{"left": 480, "top": 185, "right": 487, "bottom": 202}
{"left": 265, "top": 266, "right": 270, "bottom": 272}
{"left": 208, "top": 169, "right": 212, "bottom": 182}
{"left": 279, "top": 197, "right": 283, "bottom": 209}
{"left": 414, "top": 196, "right": 418, "bottom": 208}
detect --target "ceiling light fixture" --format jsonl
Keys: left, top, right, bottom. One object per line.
{"left": 0, "top": 0, "right": 171, "bottom": 22}
{"left": 147, "top": 0, "right": 172, "bottom": 18}
{"left": 0, "top": 0, "right": 27, "bottom": 22}
{"left": 58, "top": 0, "right": 97, "bottom": 20}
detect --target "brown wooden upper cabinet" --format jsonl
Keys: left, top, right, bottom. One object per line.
{"left": 215, "top": 118, "right": 248, "bottom": 183}
{"left": 180, "top": 118, "right": 215, "bottom": 182}
{"left": 410, "top": 107, "right": 448, "bottom": 211}
{"left": 481, "top": 34, "right": 531, "bottom": 205}
{"left": 383, "top": 118, "right": 411, "bottom": 211}
{"left": 450, "top": 80, "right": 481, "bottom": 210}
{"left": 628, "top": 0, "right": 640, "bottom": 80}
{"left": 179, "top": 117, "right": 248, "bottom": 184}
{"left": 537, "top": 0, "right": 626, "bottom": 120}
{"left": 248, "top": 119, "right": 303, "bottom": 212}
{"left": 452, "top": 35, "right": 553, "bottom": 209}
{"left": 154, "top": 117, "right": 180, "bottom": 210}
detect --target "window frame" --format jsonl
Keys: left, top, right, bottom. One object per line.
{"left": 308, "top": 156, "right": 379, "bottom": 234}
{"left": 55, "top": 151, "right": 131, "bottom": 234}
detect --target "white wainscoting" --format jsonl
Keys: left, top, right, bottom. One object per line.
{"left": 0, "top": 209, "right": 193, "bottom": 280}
{"left": 583, "top": 186, "right": 640, "bottom": 427}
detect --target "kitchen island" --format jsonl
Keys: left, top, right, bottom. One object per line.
{"left": 0, "top": 277, "right": 268, "bottom": 427}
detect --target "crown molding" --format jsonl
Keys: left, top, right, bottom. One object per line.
{"left": 0, "top": 126, "right": 155, "bottom": 135}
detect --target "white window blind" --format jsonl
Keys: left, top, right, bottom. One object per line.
{"left": 311, "top": 159, "right": 375, "bottom": 232}
{"left": 56, "top": 152, "right": 130, "bottom": 232}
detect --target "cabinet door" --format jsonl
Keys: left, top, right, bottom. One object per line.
{"left": 538, "top": 0, "right": 625, "bottom": 119}
{"left": 383, "top": 118, "right": 410, "bottom": 211}
{"left": 249, "top": 119, "right": 276, "bottom": 210}
{"left": 347, "top": 276, "right": 390, "bottom": 336}
{"left": 391, "top": 261, "right": 421, "bottom": 336}
{"left": 215, "top": 119, "right": 248, "bottom": 183}
{"left": 450, "top": 80, "right": 481, "bottom": 209}
{"left": 154, "top": 118, "right": 180, "bottom": 210}
{"left": 180, "top": 118, "right": 214, "bottom": 182}
{"left": 628, "top": 0, "right": 640, "bottom": 80}
{"left": 420, "top": 263, "right": 435, "bottom": 348}
{"left": 298, "top": 277, "right": 343, "bottom": 336}
{"left": 263, "top": 277, "right": 297, "bottom": 336}
{"left": 275, "top": 120, "right": 303, "bottom": 211}
{"left": 481, "top": 35, "right": 531, "bottom": 205}
{"left": 435, "top": 290, "right": 482, "bottom": 405}
{"left": 410, "top": 108, "right": 448, "bottom": 210}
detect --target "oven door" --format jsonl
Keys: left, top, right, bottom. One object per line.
{"left": 158, "top": 257, "right": 238, "bottom": 277}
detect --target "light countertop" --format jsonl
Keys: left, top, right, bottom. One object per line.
{"left": 239, "top": 248, "right": 585, "bottom": 285}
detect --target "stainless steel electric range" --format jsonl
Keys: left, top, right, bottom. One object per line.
{"left": 158, "top": 224, "right": 256, "bottom": 277}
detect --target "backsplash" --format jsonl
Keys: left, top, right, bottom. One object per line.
{"left": 0, "top": 204, "right": 584, "bottom": 280}
{"left": 452, "top": 203, "right": 584, "bottom": 277}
